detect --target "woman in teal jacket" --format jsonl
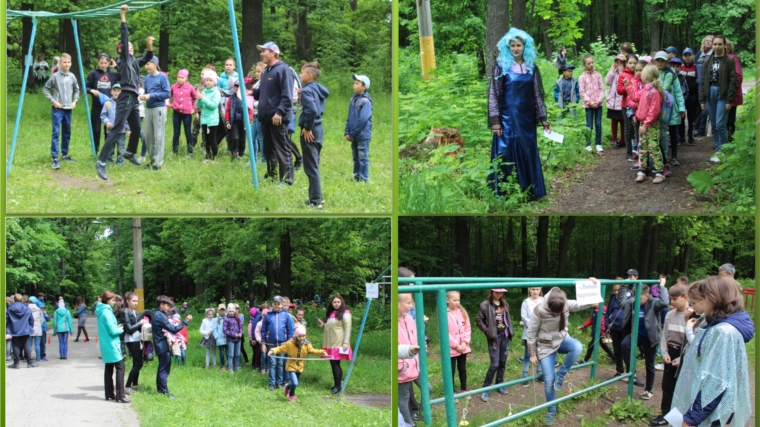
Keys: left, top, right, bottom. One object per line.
{"left": 53, "top": 301, "right": 73, "bottom": 359}
{"left": 96, "top": 290, "right": 128, "bottom": 403}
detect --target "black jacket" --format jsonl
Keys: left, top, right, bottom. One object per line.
{"left": 151, "top": 308, "right": 188, "bottom": 356}
{"left": 118, "top": 308, "right": 144, "bottom": 337}
{"left": 116, "top": 22, "right": 153, "bottom": 94}
{"left": 475, "top": 299, "right": 515, "bottom": 343}
{"left": 85, "top": 68, "right": 121, "bottom": 107}
{"left": 699, "top": 54, "right": 737, "bottom": 105}
{"left": 253, "top": 60, "right": 293, "bottom": 123}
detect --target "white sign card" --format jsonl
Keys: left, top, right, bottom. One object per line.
{"left": 365, "top": 283, "right": 379, "bottom": 299}
{"left": 574, "top": 280, "right": 603, "bottom": 306}
{"left": 544, "top": 129, "right": 564, "bottom": 144}
{"left": 663, "top": 408, "right": 684, "bottom": 426}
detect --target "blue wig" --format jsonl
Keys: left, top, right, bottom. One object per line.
{"left": 496, "top": 28, "right": 537, "bottom": 76}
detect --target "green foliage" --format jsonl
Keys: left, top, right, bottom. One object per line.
{"left": 580, "top": 415, "right": 611, "bottom": 427}
{"left": 687, "top": 170, "right": 713, "bottom": 194}
{"left": 605, "top": 397, "right": 652, "bottom": 422}
{"left": 534, "top": 0, "right": 592, "bottom": 49}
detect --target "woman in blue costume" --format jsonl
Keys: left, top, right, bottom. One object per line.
{"left": 488, "top": 28, "right": 552, "bottom": 200}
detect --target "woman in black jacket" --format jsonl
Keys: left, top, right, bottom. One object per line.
{"left": 118, "top": 292, "right": 146, "bottom": 394}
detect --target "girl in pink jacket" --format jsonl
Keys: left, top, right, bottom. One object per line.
{"left": 578, "top": 55, "right": 605, "bottom": 152}
{"left": 169, "top": 69, "right": 198, "bottom": 156}
{"left": 634, "top": 65, "right": 665, "bottom": 184}
{"left": 398, "top": 293, "right": 420, "bottom": 425}
{"left": 624, "top": 60, "right": 648, "bottom": 161}
{"left": 446, "top": 291, "right": 471, "bottom": 397}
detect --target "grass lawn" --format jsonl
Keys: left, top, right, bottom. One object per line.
{"left": 6, "top": 89, "right": 392, "bottom": 213}
{"left": 127, "top": 312, "right": 391, "bottom": 426}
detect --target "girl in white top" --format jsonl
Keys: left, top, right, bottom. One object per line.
{"left": 199, "top": 308, "right": 217, "bottom": 368}
{"left": 520, "top": 287, "right": 544, "bottom": 385}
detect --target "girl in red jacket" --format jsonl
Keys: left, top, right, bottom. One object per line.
{"left": 446, "top": 291, "right": 471, "bottom": 399}
{"left": 617, "top": 54, "right": 638, "bottom": 160}
{"left": 634, "top": 65, "right": 664, "bottom": 184}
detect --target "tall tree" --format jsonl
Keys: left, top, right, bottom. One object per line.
{"left": 159, "top": 3, "right": 170, "bottom": 74}
{"left": 279, "top": 227, "right": 292, "bottom": 297}
{"left": 485, "top": 0, "right": 509, "bottom": 75}
{"left": 511, "top": 0, "right": 527, "bottom": 30}
{"left": 536, "top": 216, "right": 549, "bottom": 277}
{"left": 455, "top": 217, "right": 471, "bottom": 276}
{"left": 556, "top": 216, "right": 576, "bottom": 277}
{"left": 242, "top": 0, "right": 263, "bottom": 72}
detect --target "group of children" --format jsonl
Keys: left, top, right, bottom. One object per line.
{"left": 397, "top": 267, "right": 753, "bottom": 426}
{"left": 38, "top": 5, "right": 374, "bottom": 208}
{"left": 553, "top": 36, "right": 742, "bottom": 183}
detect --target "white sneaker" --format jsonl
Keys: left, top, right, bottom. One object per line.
{"left": 585, "top": 146, "right": 592, "bottom": 152}
{"left": 596, "top": 145, "right": 604, "bottom": 152}
{"left": 655, "top": 363, "right": 664, "bottom": 371}
{"left": 710, "top": 156, "right": 720, "bottom": 163}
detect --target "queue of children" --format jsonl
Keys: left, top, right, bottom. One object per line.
{"left": 397, "top": 267, "right": 753, "bottom": 426}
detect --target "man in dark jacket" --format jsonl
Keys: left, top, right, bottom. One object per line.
{"left": 6, "top": 294, "right": 37, "bottom": 368}
{"left": 151, "top": 296, "right": 192, "bottom": 398}
{"left": 254, "top": 42, "right": 294, "bottom": 186}
{"left": 95, "top": 4, "right": 154, "bottom": 181}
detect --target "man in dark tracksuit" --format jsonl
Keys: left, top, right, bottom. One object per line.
{"left": 95, "top": 4, "right": 153, "bottom": 180}
{"left": 254, "top": 42, "right": 294, "bottom": 186}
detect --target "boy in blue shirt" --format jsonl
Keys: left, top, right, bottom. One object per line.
{"left": 299, "top": 62, "right": 330, "bottom": 209}
{"left": 100, "top": 84, "right": 130, "bottom": 165}
{"left": 344, "top": 74, "right": 373, "bottom": 182}
{"left": 553, "top": 65, "right": 579, "bottom": 120}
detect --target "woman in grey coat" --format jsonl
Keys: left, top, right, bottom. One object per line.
{"left": 73, "top": 296, "right": 90, "bottom": 342}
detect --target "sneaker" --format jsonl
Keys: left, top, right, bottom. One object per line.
{"left": 650, "top": 415, "right": 669, "bottom": 426}
{"left": 123, "top": 152, "right": 142, "bottom": 165}
{"left": 655, "top": 363, "right": 664, "bottom": 371}
{"left": 61, "top": 155, "right": 75, "bottom": 162}
{"left": 641, "top": 390, "right": 653, "bottom": 400}
{"left": 537, "top": 376, "right": 545, "bottom": 384}
{"left": 652, "top": 174, "right": 665, "bottom": 184}
{"left": 671, "top": 158, "right": 680, "bottom": 166}
{"left": 269, "top": 385, "right": 275, "bottom": 391}
{"left": 284, "top": 385, "right": 290, "bottom": 397}
{"left": 631, "top": 152, "right": 639, "bottom": 160}
{"left": 554, "top": 379, "right": 563, "bottom": 392}
{"left": 612, "top": 141, "right": 620, "bottom": 149}
{"left": 630, "top": 162, "right": 642, "bottom": 171}
{"left": 596, "top": 145, "right": 604, "bottom": 152}
{"left": 95, "top": 162, "right": 108, "bottom": 180}
{"left": 585, "top": 146, "right": 592, "bottom": 152}
{"left": 497, "top": 387, "right": 508, "bottom": 395}
{"left": 634, "top": 377, "right": 645, "bottom": 387}
{"left": 636, "top": 172, "right": 646, "bottom": 182}
{"left": 610, "top": 372, "right": 625, "bottom": 381}
{"left": 710, "top": 156, "right": 720, "bottom": 163}
{"left": 151, "top": 165, "right": 162, "bottom": 171}
{"left": 294, "top": 158, "right": 303, "bottom": 170}
{"left": 52, "top": 158, "right": 61, "bottom": 170}
{"left": 288, "top": 395, "right": 296, "bottom": 402}
{"left": 689, "top": 140, "right": 696, "bottom": 146}
{"left": 40, "top": 357, "right": 48, "bottom": 361}
{"left": 27, "top": 363, "right": 39, "bottom": 368}
{"left": 662, "top": 165, "right": 671, "bottom": 177}
{"left": 480, "top": 391, "right": 489, "bottom": 402}
{"left": 545, "top": 413, "right": 555, "bottom": 425}
{"left": 628, "top": 156, "right": 637, "bottom": 162}
{"left": 7, "top": 364, "right": 19, "bottom": 369}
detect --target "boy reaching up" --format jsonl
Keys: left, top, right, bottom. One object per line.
{"left": 95, "top": 4, "right": 154, "bottom": 181}
{"left": 43, "top": 53, "right": 79, "bottom": 170}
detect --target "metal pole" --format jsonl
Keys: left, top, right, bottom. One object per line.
{"left": 7, "top": 17, "right": 38, "bottom": 177}
{"left": 339, "top": 297, "right": 371, "bottom": 397}
{"left": 133, "top": 218, "right": 144, "bottom": 312}
{"left": 416, "top": 0, "right": 436, "bottom": 79}
{"left": 627, "top": 281, "right": 642, "bottom": 398}
{"left": 590, "top": 284, "right": 606, "bottom": 381}
{"left": 226, "top": 0, "right": 259, "bottom": 188}
{"left": 413, "top": 282, "right": 432, "bottom": 426}
{"left": 436, "top": 290, "right": 457, "bottom": 427}
{"left": 71, "top": 19, "right": 96, "bottom": 157}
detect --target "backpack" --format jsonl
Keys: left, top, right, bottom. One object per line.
{"left": 648, "top": 88, "right": 673, "bottom": 125}
{"left": 677, "top": 74, "right": 689, "bottom": 98}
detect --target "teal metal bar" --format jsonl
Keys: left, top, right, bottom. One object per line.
{"left": 71, "top": 19, "right": 97, "bottom": 157}
{"left": 412, "top": 282, "right": 432, "bottom": 426}
{"left": 226, "top": 0, "right": 258, "bottom": 188}
{"left": 627, "top": 282, "right": 642, "bottom": 397}
{"left": 398, "top": 280, "right": 658, "bottom": 293}
{"left": 435, "top": 289, "right": 457, "bottom": 427}
{"left": 339, "top": 296, "right": 370, "bottom": 396}
{"left": 478, "top": 374, "right": 626, "bottom": 427}
{"left": 590, "top": 284, "right": 606, "bottom": 380}
{"left": 7, "top": 17, "right": 38, "bottom": 177}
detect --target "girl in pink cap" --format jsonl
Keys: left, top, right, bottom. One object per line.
{"left": 196, "top": 70, "right": 222, "bottom": 162}
{"left": 169, "top": 69, "right": 198, "bottom": 157}
{"left": 268, "top": 324, "right": 327, "bottom": 402}
{"left": 475, "top": 288, "right": 514, "bottom": 402}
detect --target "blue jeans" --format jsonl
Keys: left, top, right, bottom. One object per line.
{"left": 140, "top": 117, "right": 147, "bottom": 157}
{"left": 172, "top": 111, "right": 194, "bottom": 154}
{"left": 58, "top": 332, "right": 68, "bottom": 358}
{"left": 538, "top": 336, "right": 583, "bottom": 416}
{"left": 706, "top": 86, "right": 729, "bottom": 151}
{"left": 522, "top": 339, "right": 542, "bottom": 379}
{"left": 31, "top": 336, "right": 42, "bottom": 360}
{"left": 585, "top": 107, "right": 602, "bottom": 147}
{"left": 267, "top": 344, "right": 285, "bottom": 386}
{"left": 251, "top": 118, "right": 265, "bottom": 162}
{"left": 218, "top": 344, "right": 227, "bottom": 367}
{"left": 351, "top": 138, "right": 370, "bottom": 181}
{"left": 695, "top": 109, "right": 709, "bottom": 134}
{"left": 51, "top": 108, "right": 72, "bottom": 158}
{"left": 227, "top": 340, "right": 241, "bottom": 371}
{"left": 260, "top": 344, "right": 268, "bottom": 370}
{"left": 287, "top": 371, "right": 301, "bottom": 396}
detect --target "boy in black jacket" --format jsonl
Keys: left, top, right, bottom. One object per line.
{"left": 298, "top": 62, "right": 330, "bottom": 209}
{"left": 95, "top": 4, "right": 154, "bottom": 181}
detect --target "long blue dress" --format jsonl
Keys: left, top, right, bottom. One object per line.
{"left": 487, "top": 66, "right": 547, "bottom": 199}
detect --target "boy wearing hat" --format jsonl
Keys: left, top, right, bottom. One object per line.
{"left": 664, "top": 46, "right": 679, "bottom": 60}
{"left": 96, "top": 5, "right": 155, "bottom": 180}
{"left": 141, "top": 56, "right": 171, "bottom": 170}
{"left": 345, "top": 74, "right": 373, "bottom": 182}
{"left": 261, "top": 295, "right": 295, "bottom": 390}
{"left": 679, "top": 48, "right": 700, "bottom": 146}
{"left": 553, "top": 65, "right": 580, "bottom": 120}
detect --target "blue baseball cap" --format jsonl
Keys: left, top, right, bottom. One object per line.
{"left": 352, "top": 73, "right": 370, "bottom": 89}
{"left": 665, "top": 46, "right": 679, "bottom": 55}
{"left": 256, "top": 42, "right": 280, "bottom": 54}
{"left": 112, "top": 83, "right": 121, "bottom": 89}
{"left": 670, "top": 58, "right": 682, "bottom": 64}
{"left": 148, "top": 56, "right": 161, "bottom": 71}
{"left": 683, "top": 48, "right": 695, "bottom": 55}
{"left": 561, "top": 64, "right": 576, "bottom": 71}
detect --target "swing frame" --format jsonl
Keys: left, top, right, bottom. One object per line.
{"left": 6, "top": 0, "right": 259, "bottom": 189}
{"left": 398, "top": 277, "right": 658, "bottom": 427}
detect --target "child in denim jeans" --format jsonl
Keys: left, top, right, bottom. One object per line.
{"left": 578, "top": 55, "right": 605, "bottom": 152}
{"left": 344, "top": 74, "right": 373, "bottom": 182}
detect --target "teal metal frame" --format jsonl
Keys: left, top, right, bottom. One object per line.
{"left": 398, "top": 277, "right": 657, "bottom": 427}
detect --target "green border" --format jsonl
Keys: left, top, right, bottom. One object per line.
{"left": 2, "top": 0, "right": 7, "bottom": 421}
{"left": 755, "top": 0, "right": 759, "bottom": 419}
{"left": 391, "top": 0, "right": 399, "bottom": 426}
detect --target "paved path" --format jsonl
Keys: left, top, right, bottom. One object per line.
{"left": 5, "top": 320, "right": 141, "bottom": 427}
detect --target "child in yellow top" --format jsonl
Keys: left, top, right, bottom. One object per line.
{"left": 268, "top": 324, "right": 327, "bottom": 402}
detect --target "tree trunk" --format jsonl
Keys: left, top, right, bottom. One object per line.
{"left": 603, "top": 0, "right": 611, "bottom": 38}
{"left": 454, "top": 217, "right": 471, "bottom": 276}
{"left": 485, "top": 0, "right": 510, "bottom": 77}
{"left": 294, "top": 1, "right": 313, "bottom": 62}
{"left": 20, "top": 3, "right": 34, "bottom": 92}
{"left": 58, "top": 19, "right": 82, "bottom": 88}
{"left": 265, "top": 256, "right": 275, "bottom": 300}
{"left": 681, "top": 243, "right": 691, "bottom": 274}
{"left": 521, "top": 217, "right": 528, "bottom": 277}
{"left": 649, "top": 2, "right": 662, "bottom": 52}
{"left": 349, "top": 0, "right": 357, "bottom": 11}
{"left": 637, "top": 217, "right": 654, "bottom": 278}
{"left": 617, "top": 217, "right": 624, "bottom": 276}
{"left": 556, "top": 217, "right": 576, "bottom": 277}
{"left": 280, "top": 229, "right": 292, "bottom": 297}
{"left": 245, "top": 262, "right": 254, "bottom": 302}
{"left": 242, "top": 0, "right": 263, "bottom": 72}
{"left": 60, "top": 255, "right": 66, "bottom": 286}
{"left": 536, "top": 217, "right": 549, "bottom": 277}
{"left": 648, "top": 223, "right": 661, "bottom": 275}
{"left": 540, "top": 15, "right": 553, "bottom": 60}
{"left": 159, "top": 3, "right": 170, "bottom": 74}
{"left": 226, "top": 260, "right": 235, "bottom": 302}
{"left": 507, "top": 217, "right": 515, "bottom": 276}
{"left": 511, "top": 0, "right": 527, "bottom": 30}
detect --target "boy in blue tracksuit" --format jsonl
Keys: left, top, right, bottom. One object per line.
{"left": 99, "top": 84, "right": 130, "bottom": 165}
{"left": 553, "top": 65, "right": 580, "bottom": 120}
{"left": 299, "top": 62, "right": 330, "bottom": 209}
{"left": 261, "top": 295, "right": 294, "bottom": 390}
{"left": 344, "top": 74, "right": 373, "bottom": 182}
